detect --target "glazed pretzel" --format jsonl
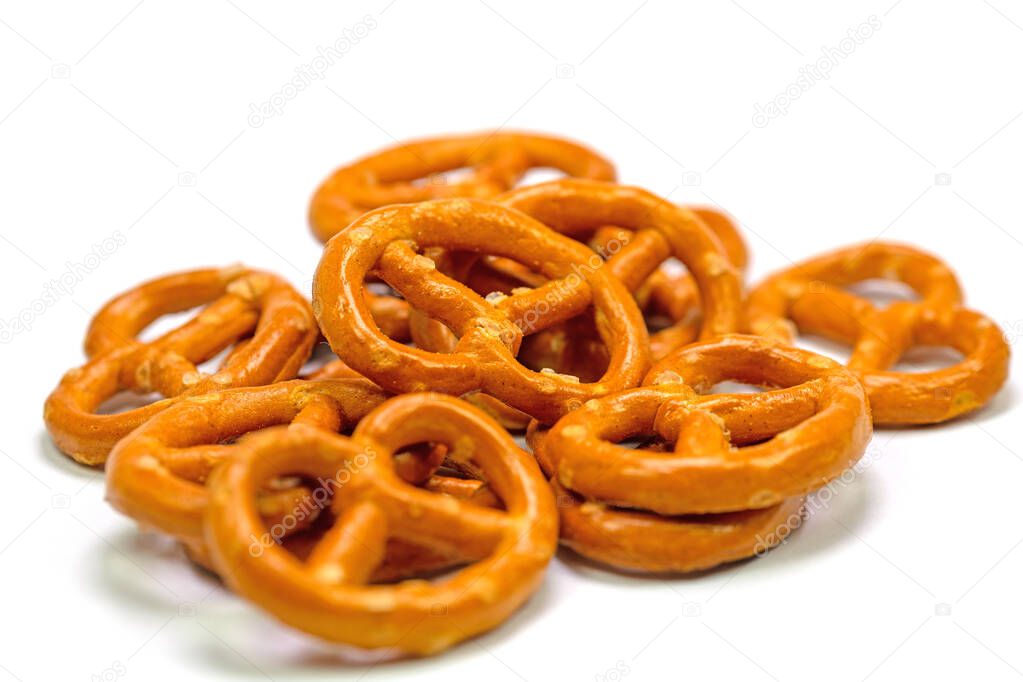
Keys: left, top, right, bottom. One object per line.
{"left": 547, "top": 479, "right": 805, "bottom": 574}
{"left": 106, "top": 377, "right": 494, "bottom": 581}
{"left": 527, "top": 334, "right": 872, "bottom": 572}
{"left": 745, "top": 242, "right": 1010, "bottom": 424}
{"left": 400, "top": 181, "right": 741, "bottom": 417}
{"left": 44, "top": 267, "right": 317, "bottom": 465}
{"left": 309, "top": 131, "right": 616, "bottom": 243}
{"left": 106, "top": 378, "right": 387, "bottom": 555}
{"left": 409, "top": 201, "right": 747, "bottom": 376}
{"left": 203, "top": 393, "right": 557, "bottom": 655}
{"left": 313, "top": 198, "right": 650, "bottom": 424}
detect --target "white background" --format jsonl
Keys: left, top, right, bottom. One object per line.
{"left": 1, "top": 1, "right": 1021, "bottom": 680}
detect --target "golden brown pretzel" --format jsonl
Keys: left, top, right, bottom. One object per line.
{"left": 312, "top": 199, "right": 650, "bottom": 424}
{"left": 547, "top": 478, "right": 805, "bottom": 574}
{"left": 745, "top": 242, "right": 1010, "bottom": 424}
{"left": 400, "top": 181, "right": 741, "bottom": 419}
{"left": 309, "top": 131, "right": 616, "bottom": 243}
{"left": 203, "top": 393, "right": 557, "bottom": 655}
{"left": 409, "top": 202, "right": 748, "bottom": 376}
{"left": 44, "top": 267, "right": 317, "bottom": 465}
{"left": 105, "top": 378, "right": 387, "bottom": 552}
{"left": 528, "top": 334, "right": 871, "bottom": 573}
{"left": 106, "top": 377, "right": 492, "bottom": 580}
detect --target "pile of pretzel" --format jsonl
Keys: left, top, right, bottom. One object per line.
{"left": 44, "top": 132, "right": 1010, "bottom": 656}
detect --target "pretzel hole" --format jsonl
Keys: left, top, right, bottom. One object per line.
{"left": 517, "top": 309, "right": 611, "bottom": 382}
{"left": 788, "top": 333, "right": 853, "bottom": 365}
{"left": 891, "top": 345, "right": 964, "bottom": 373}
{"left": 708, "top": 381, "right": 764, "bottom": 395}
{"left": 95, "top": 390, "right": 164, "bottom": 415}
{"left": 844, "top": 279, "right": 918, "bottom": 306}
{"left": 366, "top": 281, "right": 400, "bottom": 297}
{"left": 393, "top": 441, "right": 448, "bottom": 485}
{"left": 195, "top": 341, "right": 241, "bottom": 374}
{"left": 408, "top": 166, "right": 476, "bottom": 187}
{"left": 298, "top": 340, "right": 340, "bottom": 376}
{"left": 245, "top": 475, "right": 328, "bottom": 550}
{"left": 516, "top": 167, "right": 565, "bottom": 187}
{"left": 134, "top": 308, "right": 197, "bottom": 342}
{"left": 616, "top": 435, "right": 672, "bottom": 452}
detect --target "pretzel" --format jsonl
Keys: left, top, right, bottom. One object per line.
{"left": 412, "top": 204, "right": 747, "bottom": 372}
{"left": 398, "top": 182, "right": 741, "bottom": 421}
{"left": 203, "top": 392, "right": 557, "bottom": 654}
{"left": 106, "top": 378, "right": 386, "bottom": 552}
{"left": 107, "top": 377, "right": 495, "bottom": 581}
{"left": 309, "top": 131, "right": 616, "bottom": 243}
{"left": 745, "top": 242, "right": 1010, "bottom": 424}
{"left": 44, "top": 267, "right": 318, "bottom": 465}
{"left": 527, "top": 334, "right": 871, "bottom": 572}
{"left": 312, "top": 198, "right": 650, "bottom": 424}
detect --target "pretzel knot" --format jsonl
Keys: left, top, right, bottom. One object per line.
{"left": 745, "top": 242, "right": 1010, "bottom": 424}
{"left": 312, "top": 198, "right": 651, "bottom": 424}
{"left": 527, "top": 334, "right": 872, "bottom": 573}
{"left": 44, "top": 266, "right": 318, "bottom": 465}
{"left": 309, "top": 131, "right": 616, "bottom": 243}
{"left": 202, "top": 393, "right": 557, "bottom": 655}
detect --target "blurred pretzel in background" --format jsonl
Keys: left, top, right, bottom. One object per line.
{"left": 44, "top": 266, "right": 318, "bottom": 465}
{"left": 528, "top": 335, "right": 872, "bottom": 572}
{"left": 203, "top": 393, "right": 557, "bottom": 655}
{"left": 745, "top": 242, "right": 1009, "bottom": 424}
{"left": 309, "top": 131, "right": 616, "bottom": 243}
{"left": 312, "top": 198, "right": 651, "bottom": 424}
